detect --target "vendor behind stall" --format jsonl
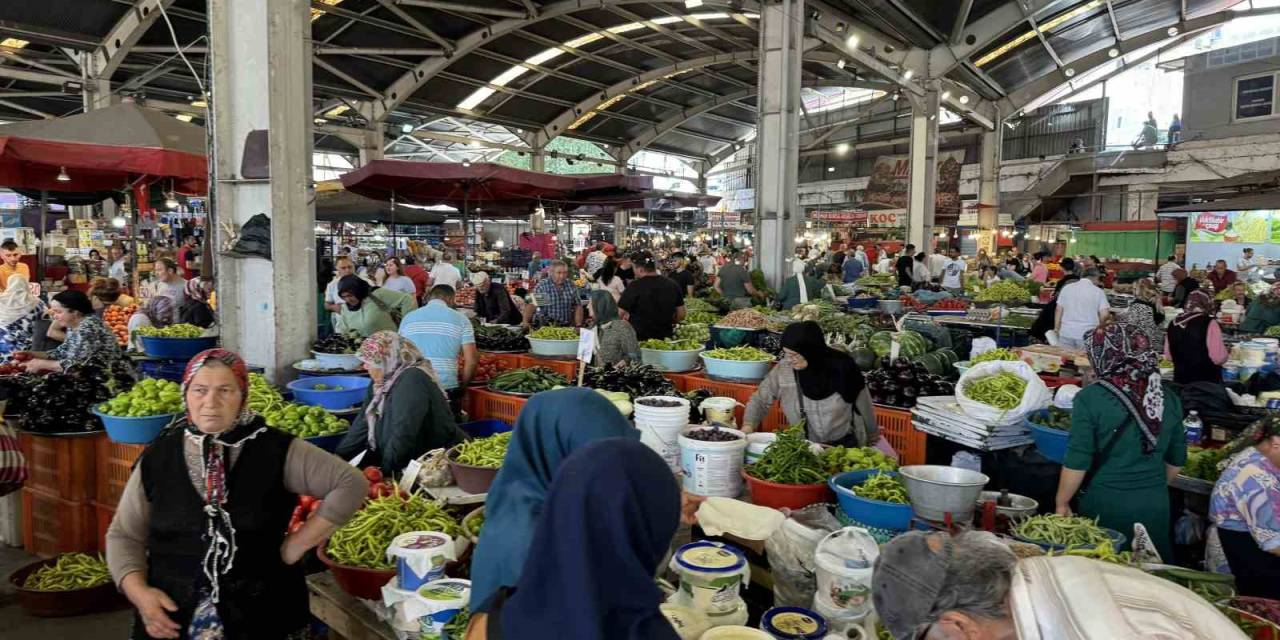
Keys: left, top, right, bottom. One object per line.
{"left": 1210, "top": 414, "right": 1280, "bottom": 599}
{"left": 742, "top": 321, "right": 878, "bottom": 447}
{"left": 127, "top": 296, "right": 177, "bottom": 351}
{"left": 1240, "top": 282, "right": 1280, "bottom": 334}
{"left": 179, "top": 277, "right": 216, "bottom": 328}
{"left": 335, "top": 331, "right": 463, "bottom": 473}
{"left": 334, "top": 274, "right": 417, "bottom": 338}
{"left": 105, "top": 349, "right": 366, "bottom": 640}
{"left": 1165, "top": 291, "right": 1227, "bottom": 385}
{"left": 472, "top": 271, "right": 521, "bottom": 325}
{"left": 777, "top": 259, "right": 829, "bottom": 310}
{"left": 20, "top": 290, "right": 124, "bottom": 373}
{"left": 1054, "top": 323, "right": 1185, "bottom": 560}
{"left": 89, "top": 277, "right": 136, "bottom": 311}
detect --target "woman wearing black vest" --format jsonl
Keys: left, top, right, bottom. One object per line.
{"left": 105, "top": 349, "right": 366, "bottom": 639}
{"left": 1164, "top": 291, "right": 1228, "bottom": 386}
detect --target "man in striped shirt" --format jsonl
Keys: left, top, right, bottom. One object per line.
{"left": 399, "top": 284, "right": 477, "bottom": 414}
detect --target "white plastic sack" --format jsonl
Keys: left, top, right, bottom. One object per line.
{"left": 969, "top": 337, "right": 998, "bottom": 360}
{"left": 956, "top": 360, "right": 1051, "bottom": 426}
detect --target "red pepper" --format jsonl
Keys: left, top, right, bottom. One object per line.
{"left": 363, "top": 467, "right": 383, "bottom": 484}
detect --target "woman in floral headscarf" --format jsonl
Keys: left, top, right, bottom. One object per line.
{"left": 335, "top": 331, "right": 464, "bottom": 472}
{"left": 1164, "top": 290, "right": 1228, "bottom": 385}
{"left": 105, "top": 349, "right": 366, "bottom": 640}
{"left": 1054, "top": 323, "right": 1187, "bottom": 560}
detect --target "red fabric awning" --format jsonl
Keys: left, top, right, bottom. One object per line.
{"left": 0, "top": 102, "right": 207, "bottom": 193}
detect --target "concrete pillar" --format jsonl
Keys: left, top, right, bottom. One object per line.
{"left": 530, "top": 150, "right": 545, "bottom": 172}
{"left": 614, "top": 210, "right": 627, "bottom": 248}
{"left": 209, "top": 0, "right": 316, "bottom": 380}
{"left": 356, "top": 104, "right": 384, "bottom": 166}
{"left": 906, "top": 84, "right": 941, "bottom": 251}
{"left": 1124, "top": 184, "right": 1159, "bottom": 220}
{"left": 976, "top": 126, "right": 1002, "bottom": 256}
{"left": 753, "top": 0, "right": 804, "bottom": 289}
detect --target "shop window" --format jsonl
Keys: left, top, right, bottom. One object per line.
{"left": 1234, "top": 72, "right": 1277, "bottom": 120}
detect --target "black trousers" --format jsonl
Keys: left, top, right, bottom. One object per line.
{"left": 1219, "top": 527, "right": 1280, "bottom": 599}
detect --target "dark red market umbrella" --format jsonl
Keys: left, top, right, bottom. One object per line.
{"left": 0, "top": 102, "right": 207, "bottom": 193}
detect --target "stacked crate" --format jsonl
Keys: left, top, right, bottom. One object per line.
{"left": 17, "top": 432, "right": 102, "bottom": 556}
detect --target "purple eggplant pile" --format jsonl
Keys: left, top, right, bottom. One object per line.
{"left": 866, "top": 357, "right": 955, "bottom": 409}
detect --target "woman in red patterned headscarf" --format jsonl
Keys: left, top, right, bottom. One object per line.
{"left": 1054, "top": 323, "right": 1187, "bottom": 561}
{"left": 105, "top": 349, "right": 366, "bottom": 640}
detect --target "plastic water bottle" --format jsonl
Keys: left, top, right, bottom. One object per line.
{"left": 1183, "top": 411, "right": 1203, "bottom": 446}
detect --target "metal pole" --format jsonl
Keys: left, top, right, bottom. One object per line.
{"left": 38, "top": 190, "right": 47, "bottom": 283}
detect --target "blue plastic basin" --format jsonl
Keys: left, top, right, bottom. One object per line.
{"left": 92, "top": 407, "right": 178, "bottom": 444}
{"left": 459, "top": 419, "right": 513, "bottom": 439}
{"left": 847, "top": 297, "right": 879, "bottom": 310}
{"left": 830, "top": 470, "right": 914, "bottom": 532}
{"left": 139, "top": 336, "right": 219, "bottom": 360}
{"left": 286, "top": 376, "right": 371, "bottom": 410}
{"left": 1026, "top": 410, "right": 1070, "bottom": 464}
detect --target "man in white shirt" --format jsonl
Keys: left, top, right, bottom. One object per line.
{"left": 940, "top": 248, "right": 967, "bottom": 293}
{"left": 928, "top": 249, "right": 949, "bottom": 283}
{"left": 1054, "top": 268, "right": 1110, "bottom": 349}
{"left": 324, "top": 256, "right": 356, "bottom": 328}
{"left": 698, "top": 250, "right": 717, "bottom": 277}
{"left": 148, "top": 258, "right": 187, "bottom": 309}
{"left": 1156, "top": 254, "right": 1180, "bottom": 294}
{"left": 429, "top": 251, "right": 463, "bottom": 291}
{"left": 876, "top": 252, "right": 894, "bottom": 275}
{"left": 1238, "top": 247, "right": 1265, "bottom": 282}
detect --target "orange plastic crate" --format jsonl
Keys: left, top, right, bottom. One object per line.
{"left": 874, "top": 405, "right": 927, "bottom": 465}
{"left": 95, "top": 439, "right": 147, "bottom": 508}
{"left": 94, "top": 502, "right": 116, "bottom": 553}
{"left": 17, "top": 432, "right": 101, "bottom": 502}
{"left": 482, "top": 352, "right": 523, "bottom": 372}
{"left": 21, "top": 488, "right": 97, "bottom": 557}
{"left": 680, "top": 373, "right": 756, "bottom": 424}
{"left": 466, "top": 388, "right": 528, "bottom": 424}
{"left": 517, "top": 355, "right": 583, "bottom": 381}
{"left": 759, "top": 403, "right": 790, "bottom": 432}
{"left": 662, "top": 371, "right": 704, "bottom": 393}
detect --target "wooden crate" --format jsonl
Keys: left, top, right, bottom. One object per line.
{"left": 17, "top": 432, "right": 101, "bottom": 502}
{"left": 873, "top": 405, "right": 927, "bottom": 465}
{"left": 95, "top": 439, "right": 147, "bottom": 508}
{"left": 21, "top": 487, "right": 97, "bottom": 557}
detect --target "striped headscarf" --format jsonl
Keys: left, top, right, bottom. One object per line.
{"left": 357, "top": 331, "right": 442, "bottom": 449}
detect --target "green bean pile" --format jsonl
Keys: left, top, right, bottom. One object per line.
{"left": 22, "top": 553, "right": 111, "bottom": 591}
{"left": 453, "top": 432, "right": 511, "bottom": 468}
{"left": 1012, "top": 514, "right": 1113, "bottom": 548}
{"left": 703, "top": 346, "right": 773, "bottom": 362}
{"left": 488, "top": 367, "right": 567, "bottom": 394}
{"left": 326, "top": 494, "right": 460, "bottom": 569}
{"left": 746, "top": 426, "right": 826, "bottom": 485}
{"left": 962, "top": 372, "right": 1028, "bottom": 410}
{"left": 529, "top": 326, "right": 578, "bottom": 340}
{"left": 851, "top": 473, "right": 910, "bottom": 504}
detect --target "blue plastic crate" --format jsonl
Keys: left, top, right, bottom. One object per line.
{"left": 460, "top": 419, "right": 513, "bottom": 439}
{"left": 139, "top": 359, "right": 189, "bottom": 382}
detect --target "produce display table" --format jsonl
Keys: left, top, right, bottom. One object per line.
{"left": 516, "top": 354, "right": 582, "bottom": 379}
{"left": 307, "top": 572, "right": 396, "bottom": 640}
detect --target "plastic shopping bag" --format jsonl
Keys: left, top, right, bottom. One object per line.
{"left": 956, "top": 360, "right": 1052, "bottom": 426}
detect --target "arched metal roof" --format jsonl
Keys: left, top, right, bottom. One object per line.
{"left": 0, "top": 0, "right": 1265, "bottom": 167}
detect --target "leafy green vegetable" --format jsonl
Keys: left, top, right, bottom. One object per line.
{"left": 675, "top": 323, "right": 710, "bottom": 343}
{"left": 684, "top": 311, "right": 722, "bottom": 326}
{"left": 639, "top": 339, "right": 703, "bottom": 351}
{"left": 974, "top": 281, "right": 1032, "bottom": 303}
{"left": 822, "top": 446, "right": 898, "bottom": 475}
{"left": 746, "top": 426, "right": 826, "bottom": 484}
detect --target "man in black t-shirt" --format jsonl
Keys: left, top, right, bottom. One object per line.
{"left": 616, "top": 254, "right": 636, "bottom": 285}
{"left": 618, "top": 251, "right": 687, "bottom": 341}
{"left": 669, "top": 252, "right": 696, "bottom": 297}
{"left": 896, "top": 243, "right": 916, "bottom": 287}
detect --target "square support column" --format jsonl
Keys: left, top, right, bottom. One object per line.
{"left": 906, "top": 84, "right": 940, "bottom": 251}
{"left": 977, "top": 126, "right": 1002, "bottom": 255}
{"left": 753, "top": 0, "right": 804, "bottom": 289}
{"left": 209, "top": 0, "right": 316, "bottom": 380}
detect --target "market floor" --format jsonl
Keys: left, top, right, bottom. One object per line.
{"left": 0, "top": 546, "right": 133, "bottom": 639}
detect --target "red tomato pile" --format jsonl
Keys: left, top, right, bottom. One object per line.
{"left": 453, "top": 287, "right": 476, "bottom": 307}
{"left": 899, "top": 294, "right": 927, "bottom": 313}
{"left": 930, "top": 299, "right": 968, "bottom": 311}
{"left": 0, "top": 352, "right": 33, "bottom": 375}
{"left": 288, "top": 466, "right": 406, "bottom": 533}
{"left": 467, "top": 353, "right": 504, "bottom": 383}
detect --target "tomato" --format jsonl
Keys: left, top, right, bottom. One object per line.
{"left": 308, "top": 499, "right": 323, "bottom": 515}
{"left": 363, "top": 467, "right": 383, "bottom": 484}
{"left": 298, "top": 495, "right": 317, "bottom": 509}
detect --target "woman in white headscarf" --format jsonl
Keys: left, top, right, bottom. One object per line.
{"left": 854, "top": 245, "right": 869, "bottom": 271}
{"left": 0, "top": 273, "right": 43, "bottom": 360}
{"left": 776, "top": 259, "right": 829, "bottom": 310}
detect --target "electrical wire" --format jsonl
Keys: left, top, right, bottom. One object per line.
{"left": 157, "top": 2, "right": 205, "bottom": 97}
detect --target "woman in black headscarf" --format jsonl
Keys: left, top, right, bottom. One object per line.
{"left": 743, "top": 321, "right": 878, "bottom": 446}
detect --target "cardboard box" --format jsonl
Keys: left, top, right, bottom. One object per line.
{"left": 76, "top": 219, "right": 96, "bottom": 229}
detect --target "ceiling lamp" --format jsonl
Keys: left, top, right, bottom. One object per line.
{"left": 846, "top": 34, "right": 859, "bottom": 50}
{"left": 401, "top": 123, "right": 414, "bottom": 134}
{"left": 901, "top": 69, "right": 914, "bottom": 81}
{"left": 56, "top": 166, "right": 70, "bottom": 182}
{"left": 461, "top": 159, "right": 472, "bottom": 167}
{"left": 836, "top": 59, "right": 846, "bottom": 69}
{"left": 495, "top": 239, "right": 505, "bottom": 248}
{"left": 111, "top": 216, "right": 127, "bottom": 229}
{"left": 165, "top": 192, "right": 180, "bottom": 210}
{"left": 835, "top": 142, "right": 850, "bottom": 155}
{"left": 685, "top": 0, "right": 703, "bottom": 7}
{"left": 959, "top": 95, "right": 970, "bottom": 104}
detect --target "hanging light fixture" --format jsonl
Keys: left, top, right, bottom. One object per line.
{"left": 164, "top": 183, "right": 179, "bottom": 210}
{"left": 111, "top": 216, "right": 127, "bottom": 229}
{"left": 56, "top": 166, "right": 71, "bottom": 182}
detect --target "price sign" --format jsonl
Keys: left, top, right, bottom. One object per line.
{"left": 577, "top": 327, "right": 597, "bottom": 363}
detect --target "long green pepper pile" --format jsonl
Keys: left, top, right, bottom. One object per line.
{"left": 746, "top": 426, "right": 826, "bottom": 485}
{"left": 326, "top": 494, "right": 460, "bottom": 570}
{"left": 963, "top": 372, "right": 1028, "bottom": 410}
{"left": 851, "top": 473, "right": 910, "bottom": 504}
{"left": 453, "top": 432, "right": 511, "bottom": 468}
{"left": 1012, "top": 514, "right": 1113, "bottom": 548}
{"left": 22, "top": 553, "right": 111, "bottom": 591}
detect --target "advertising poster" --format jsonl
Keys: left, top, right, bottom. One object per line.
{"left": 863, "top": 149, "right": 965, "bottom": 218}
{"left": 1191, "top": 211, "right": 1272, "bottom": 243}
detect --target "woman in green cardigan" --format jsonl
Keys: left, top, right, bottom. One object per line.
{"left": 336, "top": 331, "right": 464, "bottom": 471}
{"left": 776, "top": 259, "right": 830, "bottom": 310}
{"left": 1054, "top": 322, "right": 1186, "bottom": 560}
{"left": 334, "top": 275, "right": 418, "bottom": 338}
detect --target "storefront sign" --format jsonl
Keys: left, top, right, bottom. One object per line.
{"left": 1191, "top": 211, "right": 1272, "bottom": 243}
{"left": 809, "top": 210, "right": 868, "bottom": 224}
{"left": 707, "top": 211, "right": 742, "bottom": 227}
{"left": 867, "top": 211, "right": 903, "bottom": 227}
{"left": 864, "top": 149, "right": 965, "bottom": 218}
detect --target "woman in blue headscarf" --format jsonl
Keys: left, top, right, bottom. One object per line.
{"left": 464, "top": 438, "right": 681, "bottom": 640}
{"left": 469, "top": 387, "right": 637, "bottom": 611}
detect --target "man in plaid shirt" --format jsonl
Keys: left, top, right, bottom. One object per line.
{"left": 521, "top": 260, "right": 583, "bottom": 327}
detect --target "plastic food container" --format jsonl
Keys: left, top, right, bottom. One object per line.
{"left": 318, "top": 542, "right": 397, "bottom": 600}
{"left": 311, "top": 350, "right": 363, "bottom": 371}
{"left": 662, "top": 604, "right": 712, "bottom": 640}
{"left": 642, "top": 346, "right": 705, "bottom": 372}
{"left": 744, "top": 432, "right": 777, "bottom": 465}
{"left": 414, "top": 579, "right": 471, "bottom": 639}
{"left": 760, "top": 606, "right": 828, "bottom": 639}
{"left": 446, "top": 445, "right": 500, "bottom": 495}
{"left": 527, "top": 337, "right": 578, "bottom": 358}
{"left": 1026, "top": 419, "right": 1069, "bottom": 464}
{"left": 812, "top": 528, "right": 879, "bottom": 624}
{"left": 140, "top": 335, "right": 219, "bottom": 360}
{"left": 671, "top": 541, "right": 749, "bottom": 616}
{"left": 829, "top": 470, "right": 913, "bottom": 531}
{"left": 92, "top": 408, "right": 177, "bottom": 444}
{"left": 386, "top": 532, "right": 455, "bottom": 591}
{"left": 679, "top": 426, "right": 748, "bottom": 497}
{"left": 700, "top": 397, "right": 740, "bottom": 426}
{"left": 286, "top": 376, "right": 371, "bottom": 410}
{"left": 700, "top": 353, "right": 772, "bottom": 382}
{"left": 700, "top": 627, "right": 773, "bottom": 640}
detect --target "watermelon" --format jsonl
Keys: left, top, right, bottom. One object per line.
{"left": 869, "top": 330, "right": 930, "bottom": 358}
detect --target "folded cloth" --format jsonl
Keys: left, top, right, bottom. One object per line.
{"left": 696, "top": 497, "right": 786, "bottom": 540}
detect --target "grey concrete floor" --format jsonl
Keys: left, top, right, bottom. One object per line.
{"left": 0, "top": 545, "right": 133, "bottom": 639}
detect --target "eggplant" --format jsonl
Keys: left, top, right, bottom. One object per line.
{"left": 885, "top": 394, "right": 901, "bottom": 407}
{"left": 902, "top": 386, "right": 918, "bottom": 398}
{"left": 883, "top": 380, "right": 900, "bottom": 393}
{"left": 897, "top": 372, "right": 916, "bottom": 385}
{"left": 871, "top": 393, "right": 886, "bottom": 404}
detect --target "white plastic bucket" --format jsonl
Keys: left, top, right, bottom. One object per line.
{"left": 699, "top": 396, "right": 740, "bottom": 425}
{"left": 1224, "top": 363, "right": 1240, "bottom": 382}
{"left": 671, "top": 541, "right": 749, "bottom": 616}
{"left": 414, "top": 578, "right": 471, "bottom": 640}
{"left": 813, "top": 528, "right": 879, "bottom": 620}
{"left": 680, "top": 427, "right": 748, "bottom": 497}
{"left": 386, "top": 531, "right": 455, "bottom": 591}
{"left": 745, "top": 433, "right": 777, "bottom": 465}
{"left": 699, "top": 625, "right": 772, "bottom": 639}
{"left": 635, "top": 396, "right": 691, "bottom": 471}
{"left": 1242, "top": 342, "right": 1269, "bottom": 366}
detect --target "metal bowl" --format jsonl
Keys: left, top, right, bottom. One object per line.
{"left": 877, "top": 299, "right": 904, "bottom": 314}
{"left": 898, "top": 465, "right": 989, "bottom": 522}
{"left": 975, "top": 491, "right": 1039, "bottom": 521}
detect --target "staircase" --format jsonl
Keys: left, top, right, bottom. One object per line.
{"left": 1001, "top": 148, "right": 1168, "bottom": 220}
